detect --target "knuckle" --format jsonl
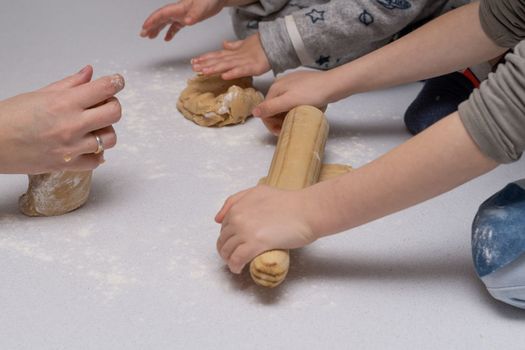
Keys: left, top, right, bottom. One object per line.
{"left": 229, "top": 212, "right": 244, "bottom": 226}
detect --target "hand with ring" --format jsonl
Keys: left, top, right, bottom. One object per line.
{"left": 0, "top": 65, "right": 124, "bottom": 174}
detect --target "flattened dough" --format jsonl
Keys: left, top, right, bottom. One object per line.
{"left": 177, "top": 75, "right": 264, "bottom": 127}
{"left": 19, "top": 171, "right": 92, "bottom": 217}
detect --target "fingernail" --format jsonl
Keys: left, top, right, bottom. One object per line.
{"left": 111, "top": 74, "right": 125, "bottom": 91}
{"left": 140, "top": 29, "right": 147, "bottom": 37}
{"left": 184, "top": 16, "right": 192, "bottom": 24}
{"left": 78, "top": 65, "right": 89, "bottom": 74}
{"left": 252, "top": 108, "right": 261, "bottom": 117}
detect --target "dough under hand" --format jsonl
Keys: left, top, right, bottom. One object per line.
{"left": 19, "top": 171, "right": 92, "bottom": 217}
{"left": 177, "top": 75, "right": 264, "bottom": 127}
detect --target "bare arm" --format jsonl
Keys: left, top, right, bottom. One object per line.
{"left": 255, "top": 2, "right": 508, "bottom": 119}
{"left": 309, "top": 113, "right": 498, "bottom": 236}
{"left": 216, "top": 112, "right": 499, "bottom": 272}
{"left": 328, "top": 2, "right": 507, "bottom": 101}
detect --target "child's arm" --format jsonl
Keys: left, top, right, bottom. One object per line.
{"left": 140, "top": 0, "right": 257, "bottom": 41}
{"left": 253, "top": 2, "right": 507, "bottom": 121}
{"left": 215, "top": 0, "right": 525, "bottom": 273}
{"left": 217, "top": 36, "right": 525, "bottom": 272}
{"left": 216, "top": 112, "right": 498, "bottom": 273}
{"left": 192, "top": 0, "right": 465, "bottom": 80}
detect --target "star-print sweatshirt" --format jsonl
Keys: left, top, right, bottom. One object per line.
{"left": 458, "top": 0, "right": 525, "bottom": 164}
{"left": 231, "top": 0, "right": 470, "bottom": 74}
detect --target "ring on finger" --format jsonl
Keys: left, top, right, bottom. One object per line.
{"left": 93, "top": 133, "right": 104, "bottom": 155}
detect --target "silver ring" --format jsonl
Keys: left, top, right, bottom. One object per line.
{"left": 93, "top": 133, "right": 104, "bottom": 155}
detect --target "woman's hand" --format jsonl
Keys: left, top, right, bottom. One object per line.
{"left": 0, "top": 65, "right": 124, "bottom": 174}
{"left": 253, "top": 70, "right": 336, "bottom": 135}
{"left": 215, "top": 185, "right": 320, "bottom": 274}
{"left": 191, "top": 33, "right": 271, "bottom": 80}
{"left": 140, "top": 0, "right": 226, "bottom": 41}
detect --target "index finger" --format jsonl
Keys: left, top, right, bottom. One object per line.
{"left": 68, "top": 74, "right": 125, "bottom": 109}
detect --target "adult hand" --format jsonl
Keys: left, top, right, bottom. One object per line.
{"left": 215, "top": 185, "right": 319, "bottom": 274}
{"left": 140, "top": 0, "right": 226, "bottom": 41}
{"left": 0, "top": 65, "right": 124, "bottom": 174}
{"left": 191, "top": 33, "right": 271, "bottom": 80}
{"left": 252, "top": 70, "right": 334, "bottom": 135}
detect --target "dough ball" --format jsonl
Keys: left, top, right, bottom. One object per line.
{"left": 19, "top": 171, "right": 92, "bottom": 217}
{"left": 177, "top": 75, "right": 264, "bottom": 127}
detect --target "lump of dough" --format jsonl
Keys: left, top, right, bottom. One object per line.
{"left": 19, "top": 171, "right": 92, "bottom": 217}
{"left": 177, "top": 74, "right": 264, "bottom": 127}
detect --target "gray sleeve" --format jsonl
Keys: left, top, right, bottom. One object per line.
{"left": 479, "top": 0, "right": 525, "bottom": 48}
{"left": 233, "top": 0, "right": 289, "bottom": 17}
{"left": 458, "top": 41, "right": 525, "bottom": 163}
{"left": 258, "top": 0, "right": 460, "bottom": 74}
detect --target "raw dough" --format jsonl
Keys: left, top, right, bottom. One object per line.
{"left": 177, "top": 74, "right": 264, "bottom": 127}
{"left": 19, "top": 171, "right": 92, "bottom": 217}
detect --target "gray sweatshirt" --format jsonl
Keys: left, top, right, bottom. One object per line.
{"left": 232, "top": 0, "right": 470, "bottom": 74}
{"left": 458, "top": 0, "right": 525, "bottom": 164}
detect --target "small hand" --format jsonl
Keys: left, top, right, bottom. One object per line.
{"left": 0, "top": 65, "right": 124, "bottom": 174}
{"left": 215, "top": 185, "right": 318, "bottom": 274}
{"left": 192, "top": 33, "right": 271, "bottom": 80}
{"left": 252, "top": 70, "right": 333, "bottom": 135}
{"left": 140, "top": 0, "right": 226, "bottom": 41}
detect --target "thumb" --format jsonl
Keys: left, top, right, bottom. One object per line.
{"left": 252, "top": 95, "right": 291, "bottom": 119}
{"left": 215, "top": 188, "right": 251, "bottom": 223}
{"left": 40, "top": 65, "right": 93, "bottom": 92}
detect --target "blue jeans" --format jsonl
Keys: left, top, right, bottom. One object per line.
{"left": 473, "top": 180, "right": 525, "bottom": 309}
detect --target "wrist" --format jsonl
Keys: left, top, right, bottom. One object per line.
{"left": 324, "top": 68, "right": 355, "bottom": 103}
{"left": 302, "top": 180, "right": 346, "bottom": 240}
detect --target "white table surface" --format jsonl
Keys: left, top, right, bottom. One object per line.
{"left": 1, "top": 1, "right": 524, "bottom": 349}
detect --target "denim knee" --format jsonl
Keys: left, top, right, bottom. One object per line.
{"left": 472, "top": 180, "right": 525, "bottom": 309}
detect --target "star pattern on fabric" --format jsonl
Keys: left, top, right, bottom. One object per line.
{"left": 305, "top": 9, "right": 325, "bottom": 24}
{"left": 316, "top": 55, "right": 330, "bottom": 67}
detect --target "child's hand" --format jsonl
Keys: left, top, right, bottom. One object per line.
{"left": 140, "top": 0, "right": 226, "bottom": 41}
{"left": 253, "top": 70, "right": 335, "bottom": 135}
{"left": 215, "top": 185, "right": 318, "bottom": 274}
{"left": 191, "top": 33, "right": 271, "bottom": 80}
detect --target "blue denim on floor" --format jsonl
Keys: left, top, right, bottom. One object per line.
{"left": 472, "top": 179, "right": 525, "bottom": 309}
{"left": 404, "top": 72, "right": 474, "bottom": 135}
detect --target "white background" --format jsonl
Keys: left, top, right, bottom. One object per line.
{"left": 1, "top": 1, "right": 524, "bottom": 348}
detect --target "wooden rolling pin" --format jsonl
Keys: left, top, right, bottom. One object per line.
{"left": 250, "top": 105, "right": 329, "bottom": 287}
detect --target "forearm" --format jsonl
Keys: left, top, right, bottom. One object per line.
{"left": 326, "top": 2, "right": 507, "bottom": 102}
{"left": 307, "top": 113, "right": 498, "bottom": 237}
